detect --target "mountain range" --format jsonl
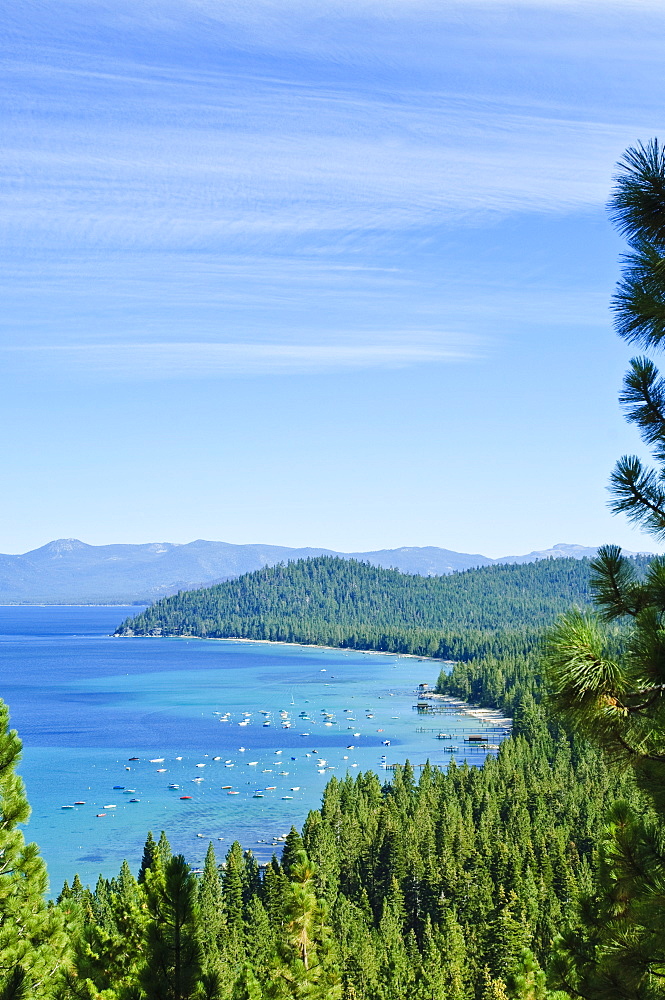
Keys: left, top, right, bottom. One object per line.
{"left": 0, "top": 538, "right": 648, "bottom": 605}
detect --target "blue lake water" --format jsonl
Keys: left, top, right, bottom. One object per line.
{"left": 0, "top": 605, "right": 506, "bottom": 894}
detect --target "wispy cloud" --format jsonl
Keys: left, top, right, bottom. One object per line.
{"left": 4, "top": 1, "right": 664, "bottom": 258}
{"left": 4, "top": 336, "right": 481, "bottom": 379}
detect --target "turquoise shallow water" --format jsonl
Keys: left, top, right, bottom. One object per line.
{"left": 0, "top": 606, "right": 506, "bottom": 893}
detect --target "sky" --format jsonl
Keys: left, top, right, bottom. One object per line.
{"left": 2, "top": 0, "right": 665, "bottom": 558}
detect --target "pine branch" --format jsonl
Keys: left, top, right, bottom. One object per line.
{"left": 589, "top": 545, "right": 644, "bottom": 620}
{"left": 608, "top": 139, "right": 665, "bottom": 248}
{"left": 612, "top": 243, "right": 665, "bottom": 349}
{"left": 608, "top": 456, "right": 665, "bottom": 537}
{"left": 620, "top": 357, "right": 665, "bottom": 448}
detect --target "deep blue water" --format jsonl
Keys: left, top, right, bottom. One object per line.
{"left": 0, "top": 606, "right": 506, "bottom": 894}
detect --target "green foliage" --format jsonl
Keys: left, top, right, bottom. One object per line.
{"left": 140, "top": 854, "right": 202, "bottom": 1000}
{"left": 115, "top": 555, "right": 607, "bottom": 663}
{"left": 542, "top": 140, "right": 665, "bottom": 1000}
{"left": 0, "top": 701, "right": 68, "bottom": 997}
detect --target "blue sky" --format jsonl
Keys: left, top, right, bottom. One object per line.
{"left": 2, "top": 0, "right": 665, "bottom": 556}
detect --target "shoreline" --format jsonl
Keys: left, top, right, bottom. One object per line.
{"left": 113, "top": 632, "right": 448, "bottom": 664}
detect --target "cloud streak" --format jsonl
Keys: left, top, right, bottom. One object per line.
{"left": 4, "top": 336, "right": 481, "bottom": 379}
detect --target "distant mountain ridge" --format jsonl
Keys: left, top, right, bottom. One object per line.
{"left": 0, "top": 538, "right": 650, "bottom": 604}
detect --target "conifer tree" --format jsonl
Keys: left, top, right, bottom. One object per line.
{"left": 140, "top": 854, "right": 202, "bottom": 1000}
{"left": 197, "top": 843, "right": 225, "bottom": 977}
{"left": 266, "top": 851, "right": 341, "bottom": 1000}
{"left": 545, "top": 140, "right": 665, "bottom": 1000}
{"left": 0, "top": 701, "right": 68, "bottom": 997}
{"left": 138, "top": 832, "right": 159, "bottom": 884}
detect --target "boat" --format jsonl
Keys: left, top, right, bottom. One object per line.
{"left": 156, "top": 768, "right": 167, "bottom": 772}
{"left": 74, "top": 800, "right": 86, "bottom": 805}
{"left": 168, "top": 784, "right": 179, "bottom": 789}
{"left": 262, "top": 768, "right": 272, "bottom": 773}
{"left": 279, "top": 771, "right": 289, "bottom": 775}
{"left": 149, "top": 758, "right": 165, "bottom": 763}
{"left": 353, "top": 733, "right": 361, "bottom": 737}
{"left": 96, "top": 813, "right": 106, "bottom": 817}
{"left": 282, "top": 795, "right": 294, "bottom": 799}
{"left": 290, "top": 786, "right": 300, "bottom": 791}
{"left": 248, "top": 761, "right": 259, "bottom": 766}
{"left": 180, "top": 795, "right": 193, "bottom": 800}
{"left": 103, "top": 804, "right": 117, "bottom": 809}
{"left": 213, "top": 756, "right": 221, "bottom": 760}
{"left": 122, "top": 789, "right": 137, "bottom": 794}
{"left": 227, "top": 790, "right": 239, "bottom": 795}
{"left": 129, "top": 798, "right": 140, "bottom": 803}
{"left": 128, "top": 757, "right": 140, "bottom": 761}
{"left": 221, "top": 785, "right": 233, "bottom": 789}
{"left": 61, "top": 804, "right": 74, "bottom": 809}
{"left": 265, "top": 785, "right": 277, "bottom": 790}
{"left": 113, "top": 785, "right": 125, "bottom": 790}
{"left": 196, "top": 763, "right": 206, "bottom": 768}
{"left": 253, "top": 792, "right": 265, "bottom": 798}
{"left": 263, "top": 722, "right": 271, "bottom": 727}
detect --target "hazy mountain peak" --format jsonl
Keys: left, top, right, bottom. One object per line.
{"left": 0, "top": 538, "right": 653, "bottom": 603}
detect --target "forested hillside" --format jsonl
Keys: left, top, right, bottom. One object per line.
{"left": 57, "top": 711, "right": 625, "bottom": 1000}
{"left": 116, "top": 555, "right": 633, "bottom": 661}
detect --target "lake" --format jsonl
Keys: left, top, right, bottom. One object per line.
{"left": 0, "top": 605, "right": 506, "bottom": 893}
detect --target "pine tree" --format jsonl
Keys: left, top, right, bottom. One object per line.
{"left": 140, "top": 854, "right": 202, "bottom": 1000}
{"left": 139, "top": 831, "right": 159, "bottom": 884}
{"left": 198, "top": 843, "right": 225, "bottom": 976}
{"left": 266, "top": 851, "right": 341, "bottom": 1000}
{"left": 0, "top": 701, "right": 68, "bottom": 997}
{"left": 544, "top": 140, "right": 665, "bottom": 1000}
